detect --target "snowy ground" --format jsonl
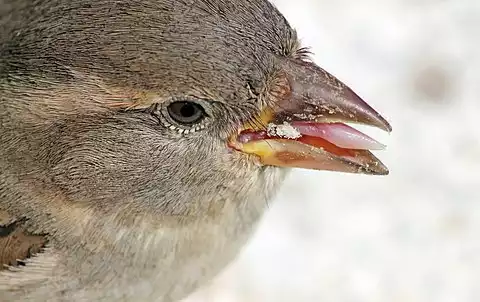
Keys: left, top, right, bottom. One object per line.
{"left": 185, "top": 1, "right": 480, "bottom": 301}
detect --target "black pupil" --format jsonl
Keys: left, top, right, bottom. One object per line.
{"left": 168, "top": 101, "right": 204, "bottom": 124}
{"left": 179, "top": 103, "right": 196, "bottom": 117}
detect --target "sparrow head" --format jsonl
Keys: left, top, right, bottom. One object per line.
{"left": 1, "top": 0, "right": 391, "bottom": 218}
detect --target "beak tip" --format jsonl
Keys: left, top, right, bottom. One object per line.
{"left": 370, "top": 161, "right": 390, "bottom": 176}
{"left": 382, "top": 120, "right": 393, "bottom": 133}
{"left": 379, "top": 168, "right": 390, "bottom": 176}
{"left": 362, "top": 106, "right": 393, "bottom": 133}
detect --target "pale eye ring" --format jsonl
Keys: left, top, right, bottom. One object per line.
{"left": 155, "top": 98, "right": 210, "bottom": 133}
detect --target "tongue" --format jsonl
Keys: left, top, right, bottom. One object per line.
{"left": 290, "top": 122, "right": 385, "bottom": 151}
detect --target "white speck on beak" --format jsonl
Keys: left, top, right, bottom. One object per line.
{"left": 267, "top": 122, "right": 302, "bottom": 139}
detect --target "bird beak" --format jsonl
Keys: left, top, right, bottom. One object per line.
{"left": 229, "top": 59, "right": 392, "bottom": 175}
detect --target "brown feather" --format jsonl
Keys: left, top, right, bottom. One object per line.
{"left": 0, "top": 213, "right": 47, "bottom": 270}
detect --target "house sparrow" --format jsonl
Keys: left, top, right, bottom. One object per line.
{"left": 0, "top": 0, "right": 391, "bottom": 301}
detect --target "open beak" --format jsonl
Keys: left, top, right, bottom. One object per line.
{"left": 229, "top": 59, "right": 392, "bottom": 175}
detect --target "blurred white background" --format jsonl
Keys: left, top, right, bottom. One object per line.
{"left": 185, "top": 0, "right": 480, "bottom": 301}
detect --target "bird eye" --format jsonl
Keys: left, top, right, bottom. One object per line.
{"left": 167, "top": 101, "right": 206, "bottom": 125}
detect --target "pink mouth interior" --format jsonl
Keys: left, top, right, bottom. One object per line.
{"left": 237, "top": 122, "right": 384, "bottom": 153}
{"left": 291, "top": 122, "right": 385, "bottom": 150}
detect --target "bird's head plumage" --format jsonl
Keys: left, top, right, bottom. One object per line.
{"left": 1, "top": 0, "right": 390, "bottom": 218}
{"left": 0, "top": 1, "right": 391, "bottom": 299}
